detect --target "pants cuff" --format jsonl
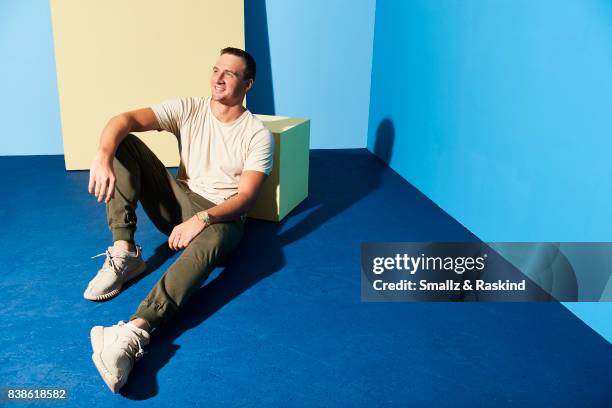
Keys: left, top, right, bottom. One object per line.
{"left": 111, "top": 227, "right": 135, "bottom": 244}
{"left": 130, "top": 302, "right": 164, "bottom": 332}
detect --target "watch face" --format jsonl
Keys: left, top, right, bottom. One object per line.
{"left": 199, "top": 212, "right": 210, "bottom": 224}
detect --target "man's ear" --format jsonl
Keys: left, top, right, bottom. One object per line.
{"left": 244, "top": 78, "right": 254, "bottom": 93}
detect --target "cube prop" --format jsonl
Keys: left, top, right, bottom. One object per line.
{"left": 249, "top": 116, "right": 310, "bottom": 222}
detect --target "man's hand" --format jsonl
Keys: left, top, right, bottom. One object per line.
{"left": 88, "top": 153, "right": 116, "bottom": 203}
{"left": 168, "top": 216, "right": 208, "bottom": 250}
{"left": 88, "top": 108, "right": 162, "bottom": 203}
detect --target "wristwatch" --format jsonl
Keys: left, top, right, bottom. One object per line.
{"left": 196, "top": 210, "right": 212, "bottom": 227}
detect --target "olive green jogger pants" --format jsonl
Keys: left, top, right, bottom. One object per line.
{"left": 107, "top": 134, "right": 245, "bottom": 331}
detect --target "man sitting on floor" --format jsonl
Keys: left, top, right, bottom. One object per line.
{"left": 84, "top": 47, "right": 273, "bottom": 393}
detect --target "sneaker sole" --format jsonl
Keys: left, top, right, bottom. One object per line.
{"left": 83, "top": 263, "right": 147, "bottom": 301}
{"left": 90, "top": 326, "right": 122, "bottom": 393}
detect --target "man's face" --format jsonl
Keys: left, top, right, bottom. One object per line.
{"left": 210, "top": 54, "right": 252, "bottom": 105}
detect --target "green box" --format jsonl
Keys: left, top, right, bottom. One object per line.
{"left": 248, "top": 116, "right": 310, "bottom": 222}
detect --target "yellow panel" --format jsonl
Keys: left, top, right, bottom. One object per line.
{"left": 50, "top": 0, "right": 244, "bottom": 170}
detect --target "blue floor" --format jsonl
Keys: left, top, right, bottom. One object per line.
{"left": 0, "top": 150, "right": 610, "bottom": 407}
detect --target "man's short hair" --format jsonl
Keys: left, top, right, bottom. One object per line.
{"left": 220, "top": 47, "right": 256, "bottom": 81}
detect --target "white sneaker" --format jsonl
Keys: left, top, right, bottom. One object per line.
{"left": 84, "top": 245, "right": 146, "bottom": 301}
{"left": 90, "top": 320, "right": 150, "bottom": 393}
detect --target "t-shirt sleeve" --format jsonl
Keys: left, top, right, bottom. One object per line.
{"left": 243, "top": 128, "right": 274, "bottom": 175}
{"left": 150, "top": 97, "right": 196, "bottom": 136}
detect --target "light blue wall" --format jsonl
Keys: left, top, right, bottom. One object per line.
{"left": 368, "top": 0, "right": 612, "bottom": 341}
{"left": 368, "top": 0, "right": 612, "bottom": 242}
{"left": 0, "top": 0, "right": 62, "bottom": 155}
{"left": 261, "top": 0, "right": 376, "bottom": 149}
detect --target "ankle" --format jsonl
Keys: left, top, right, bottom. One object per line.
{"left": 114, "top": 240, "right": 136, "bottom": 253}
{"left": 129, "top": 317, "right": 150, "bottom": 333}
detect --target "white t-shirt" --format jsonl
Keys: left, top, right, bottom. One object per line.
{"left": 151, "top": 96, "right": 274, "bottom": 205}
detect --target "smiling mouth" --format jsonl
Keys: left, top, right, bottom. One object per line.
{"left": 214, "top": 85, "right": 225, "bottom": 91}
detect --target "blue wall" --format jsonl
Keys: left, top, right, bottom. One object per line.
{"left": 0, "top": 0, "right": 62, "bottom": 155}
{"left": 368, "top": 0, "right": 612, "bottom": 341}
{"left": 247, "top": 0, "right": 376, "bottom": 149}
{"left": 368, "top": 0, "right": 612, "bottom": 242}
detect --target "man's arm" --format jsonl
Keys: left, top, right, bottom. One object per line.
{"left": 204, "top": 126, "right": 274, "bottom": 223}
{"left": 96, "top": 108, "right": 161, "bottom": 157}
{"left": 167, "top": 170, "right": 268, "bottom": 250}
{"left": 88, "top": 108, "right": 161, "bottom": 203}
{"left": 206, "top": 170, "right": 268, "bottom": 223}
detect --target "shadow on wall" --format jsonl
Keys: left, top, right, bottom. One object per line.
{"left": 245, "top": 0, "right": 275, "bottom": 115}
{"left": 366, "top": 120, "right": 577, "bottom": 301}
{"left": 372, "top": 118, "right": 395, "bottom": 165}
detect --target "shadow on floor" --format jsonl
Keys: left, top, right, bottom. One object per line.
{"left": 121, "top": 142, "right": 394, "bottom": 398}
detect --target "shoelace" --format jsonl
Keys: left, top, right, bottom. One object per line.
{"left": 116, "top": 320, "right": 147, "bottom": 361}
{"left": 91, "top": 248, "right": 124, "bottom": 275}
{"left": 91, "top": 247, "right": 139, "bottom": 275}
